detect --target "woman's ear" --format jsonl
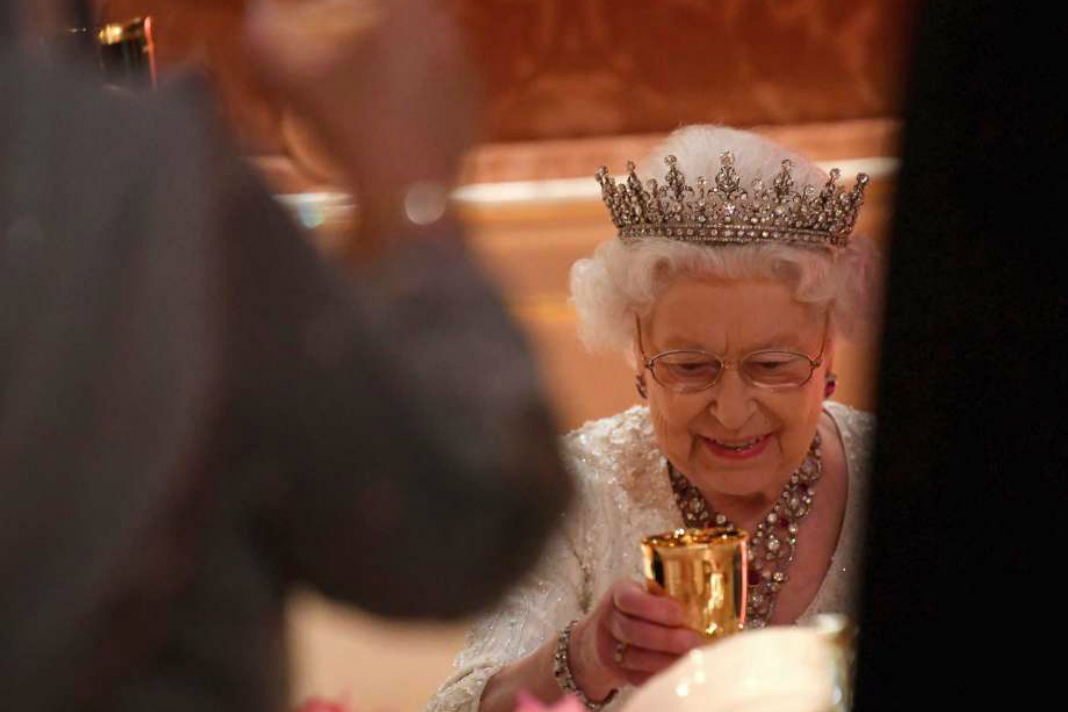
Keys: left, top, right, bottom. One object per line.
{"left": 820, "top": 316, "right": 836, "bottom": 373}
{"left": 822, "top": 334, "right": 837, "bottom": 399}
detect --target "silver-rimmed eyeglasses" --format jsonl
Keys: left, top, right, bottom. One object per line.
{"left": 635, "top": 317, "right": 827, "bottom": 393}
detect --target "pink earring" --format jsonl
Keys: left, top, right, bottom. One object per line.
{"left": 635, "top": 374, "right": 648, "bottom": 400}
{"left": 824, "top": 373, "right": 838, "bottom": 399}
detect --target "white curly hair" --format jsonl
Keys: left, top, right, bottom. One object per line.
{"left": 570, "top": 125, "right": 879, "bottom": 357}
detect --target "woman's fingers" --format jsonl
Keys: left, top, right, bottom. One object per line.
{"left": 613, "top": 644, "right": 679, "bottom": 674}
{"left": 606, "top": 609, "right": 705, "bottom": 655}
{"left": 610, "top": 580, "right": 686, "bottom": 626}
{"left": 588, "top": 579, "right": 707, "bottom": 691}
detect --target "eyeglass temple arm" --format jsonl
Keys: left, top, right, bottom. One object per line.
{"left": 634, "top": 316, "right": 653, "bottom": 367}
{"left": 812, "top": 317, "right": 832, "bottom": 366}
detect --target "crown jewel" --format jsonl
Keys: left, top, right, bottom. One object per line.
{"left": 596, "top": 153, "right": 869, "bottom": 249}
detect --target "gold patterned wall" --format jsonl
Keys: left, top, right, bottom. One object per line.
{"left": 454, "top": 0, "right": 917, "bottom": 140}
{"left": 94, "top": 0, "right": 917, "bottom": 155}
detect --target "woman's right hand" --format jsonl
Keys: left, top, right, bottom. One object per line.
{"left": 567, "top": 579, "right": 708, "bottom": 698}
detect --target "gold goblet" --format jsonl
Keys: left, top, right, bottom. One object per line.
{"left": 641, "top": 527, "right": 749, "bottom": 639}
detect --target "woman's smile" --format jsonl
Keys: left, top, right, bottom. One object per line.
{"left": 702, "top": 432, "right": 772, "bottom": 460}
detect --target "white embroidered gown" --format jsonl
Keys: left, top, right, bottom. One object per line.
{"left": 427, "top": 401, "right": 874, "bottom": 712}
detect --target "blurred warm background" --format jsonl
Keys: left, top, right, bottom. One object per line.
{"left": 92, "top": 0, "right": 917, "bottom": 708}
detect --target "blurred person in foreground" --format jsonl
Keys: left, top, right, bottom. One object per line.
{"left": 852, "top": 0, "right": 1065, "bottom": 710}
{"left": 0, "top": 1, "right": 571, "bottom": 710}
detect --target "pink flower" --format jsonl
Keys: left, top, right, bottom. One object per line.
{"left": 514, "top": 690, "right": 587, "bottom": 712}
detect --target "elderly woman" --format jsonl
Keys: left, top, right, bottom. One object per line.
{"left": 427, "top": 125, "right": 877, "bottom": 712}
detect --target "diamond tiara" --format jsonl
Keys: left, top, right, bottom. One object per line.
{"left": 596, "top": 152, "right": 870, "bottom": 249}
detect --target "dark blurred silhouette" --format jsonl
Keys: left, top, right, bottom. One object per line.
{"left": 855, "top": 2, "right": 1063, "bottom": 709}
{"left": 0, "top": 1, "right": 11, "bottom": 42}
{"left": 0, "top": 1, "right": 571, "bottom": 710}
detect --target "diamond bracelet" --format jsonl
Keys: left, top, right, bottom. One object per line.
{"left": 552, "top": 620, "right": 618, "bottom": 711}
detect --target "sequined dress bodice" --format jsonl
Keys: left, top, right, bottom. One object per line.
{"left": 426, "top": 402, "right": 874, "bottom": 712}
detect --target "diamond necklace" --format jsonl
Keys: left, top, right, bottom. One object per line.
{"left": 667, "top": 432, "right": 823, "bottom": 628}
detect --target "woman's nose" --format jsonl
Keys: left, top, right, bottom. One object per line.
{"left": 706, "top": 367, "right": 755, "bottom": 430}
